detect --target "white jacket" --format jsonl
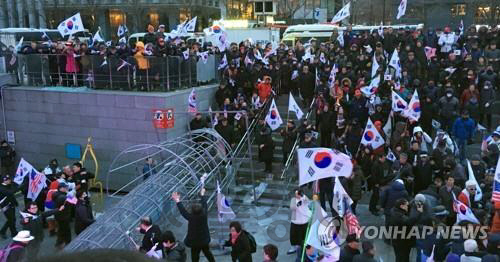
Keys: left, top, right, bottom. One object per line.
{"left": 438, "top": 33, "right": 456, "bottom": 53}
{"left": 290, "top": 195, "right": 312, "bottom": 225}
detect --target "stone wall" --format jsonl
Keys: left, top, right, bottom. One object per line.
{"left": 0, "top": 85, "right": 217, "bottom": 189}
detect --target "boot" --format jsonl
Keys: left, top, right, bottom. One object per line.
{"left": 47, "top": 220, "right": 56, "bottom": 236}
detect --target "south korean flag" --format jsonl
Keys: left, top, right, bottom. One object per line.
{"left": 265, "top": 99, "right": 283, "bottom": 131}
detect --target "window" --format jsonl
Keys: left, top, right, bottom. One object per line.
{"left": 255, "top": 2, "right": 263, "bottom": 13}
{"left": 475, "top": 5, "right": 491, "bottom": 24}
{"left": 451, "top": 4, "right": 466, "bottom": 16}
{"left": 149, "top": 12, "right": 159, "bottom": 27}
{"left": 264, "top": 1, "right": 273, "bottom": 13}
{"left": 109, "top": 10, "right": 126, "bottom": 28}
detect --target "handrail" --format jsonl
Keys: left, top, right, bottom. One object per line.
{"left": 280, "top": 97, "right": 316, "bottom": 180}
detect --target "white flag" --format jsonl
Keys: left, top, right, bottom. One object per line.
{"left": 265, "top": 99, "right": 283, "bottom": 130}
{"left": 337, "top": 31, "right": 344, "bottom": 47}
{"left": 184, "top": 16, "right": 198, "bottom": 33}
{"left": 396, "top": 0, "right": 407, "bottom": 20}
{"left": 305, "top": 200, "right": 341, "bottom": 257}
{"left": 392, "top": 90, "right": 408, "bottom": 112}
{"left": 218, "top": 54, "right": 228, "bottom": 70}
{"left": 360, "top": 118, "right": 385, "bottom": 149}
{"left": 92, "top": 29, "right": 104, "bottom": 44}
{"left": 328, "top": 64, "right": 337, "bottom": 88}
{"left": 297, "top": 148, "right": 353, "bottom": 186}
{"left": 459, "top": 20, "right": 464, "bottom": 36}
{"left": 389, "top": 49, "right": 402, "bottom": 79}
{"left": 371, "top": 54, "right": 379, "bottom": 78}
{"left": 14, "top": 158, "right": 35, "bottom": 185}
{"left": 117, "top": 25, "right": 125, "bottom": 37}
{"left": 57, "top": 13, "right": 85, "bottom": 36}
{"left": 288, "top": 93, "right": 304, "bottom": 119}
{"left": 332, "top": 176, "right": 353, "bottom": 217}
{"left": 182, "top": 49, "right": 190, "bottom": 60}
{"left": 383, "top": 112, "right": 393, "bottom": 139}
{"left": 404, "top": 90, "right": 421, "bottom": 121}
{"left": 217, "top": 181, "right": 236, "bottom": 222}
{"left": 466, "top": 160, "right": 483, "bottom": 201}
{"left": 15, "top": 37, "right": 24, "bottom": 51}
{"left": 332, "top": 2, "right": 351, "bottom": 23}
{"left": 188, "top": 88, "right": 197, "bottom": 114}
{"left": 387, "top": 148, "right": 397, "bottom": 162}
{"left": 378, "top": 22, "right": 384, "bottom": 38}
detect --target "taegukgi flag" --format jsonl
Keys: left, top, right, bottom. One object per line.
{"left": 265, "top": 98, "right": 283, "bottom": 130}
{"left": 360, "top": 118, "right": 385, "bottom": 149}
{"left": 288, "top": 93, "right": 304, "bottom": 119}
{"left": 332, "top": 2, "right": 351, "bottom": 23}
{"left": 332, "top": 176, "right": 353, "bottom": 217}
{"left": 396, "top": 0, "right": 407, "bottom": 19}
{"left": 57, "top": 13, "right": 85, "bottom": 37}
{"left": 217, "top": 181, "right": 236, "bottom": 223}
{"left": 298, "top": 148, "right": 353, "bottom": 186}
{"left": 392, "top": 90, "right": 408, "bottom": 112}
{"left": 404, "top": 90, "right": 421, "bottom": 121}
{"left": 188, "top": 88, "right": 197, "bottom": 114}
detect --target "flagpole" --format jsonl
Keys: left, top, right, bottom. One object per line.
{"left": 286, "top": 93, "right": 291, "bottom": 132}
{"left": 301, "top": 194, "right": 317, "bottom": 262}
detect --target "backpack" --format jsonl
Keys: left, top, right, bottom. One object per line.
{"left": 0, "top": 243, "right": 23, "bottom": 262}
{"left": 244, "top": 230, "right": 256, "bottom": 253}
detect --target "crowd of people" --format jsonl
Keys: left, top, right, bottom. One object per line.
{"left": 0, "top": 22, "right": 498, "bottom": 261}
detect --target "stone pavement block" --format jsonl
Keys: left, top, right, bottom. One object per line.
{"left": 9, "top": 89, "right": 27, "bottom": 101}
{"left": 80, "top": 116, "right": 100, "bottom": 128}
{"left": 25, "top": 90, "right": 44, "bottom": 102}
{"left": 80, "top": 105, "right": 104, "bottom": 117}
{"left": 27, "top": 102, "right": 54, "bottom": 114}
{"left": 60, "top": 92, "right": 80, "bottom": 104}
{"left": 77, "top": 93, "right": 98, "bottom": 106}
{"left": 57, "top": 104, "right": 81, "bottom": 115}
{"left": 5, "top": 100, "right": 28, "bottom": 112}
{"left": 99, "top": 118, "right": 120, "bottom": 129}
{"left": 108, "top": 129, "right": 128, "bottom": 142}
{"left": 89, "top": 128, "right": 109, "bottom": 140}
{"left": 29, "top": 112, "right": 48, "bottom": 124}
{"left": 126, "top": 131, "right": 148, "bottom": 144}
{"left": 115, "top": 95, "right": 135, "bottom": 108}
{"left": 15, "top": 141, "right": 41, "bottom": 153}
{"left": 4, "top": 110, "right": 29, "bottom": 122}
{"left": 134, "top": 96, "right": 155, "bottom": 109}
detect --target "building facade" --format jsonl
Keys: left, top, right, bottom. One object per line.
{"left": 0, "top": 0, "right": 221, "bottom": 38}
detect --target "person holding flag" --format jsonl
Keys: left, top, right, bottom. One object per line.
{"left": 0, "top": 175, "right": 19, "bottom": 239}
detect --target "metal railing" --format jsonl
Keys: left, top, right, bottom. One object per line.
{"left": 8, "top": 53, "right": 220, "bottom": 91}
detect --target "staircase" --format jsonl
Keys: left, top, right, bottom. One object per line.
{"left": 232, "top": 93, "right": 305, "bottom": 208}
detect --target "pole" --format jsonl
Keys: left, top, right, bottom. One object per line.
{"left": 286, "top": 93, "right": 290, "bottom": 132}
{"left": 300, "top": 197, "right": 316, "bottom": 262}
{"left": 383, "top": 0, "right": 386, "bottom": 24}
{"left": 245, "top": 115, "right": 258, "bottom": 205}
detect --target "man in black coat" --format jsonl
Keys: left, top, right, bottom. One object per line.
{"left": 258, "top": 127, "right": 275, "bottom": 173}
{"left": 280, "top": 120, "right": 297, "bottom": 166}
{"left": 172, "top": 188, "right": 215, "bottom": 262}
{"left": 0, "top": 141, "right": 16, "bottom": 176}
{"left": 74, "top": 191, "right": 95, "bottom": 235}
{"left": 190, "top": 113, "right": 209, "bottom": 131}
{"left": 369, "top": 153, "right": 391, "bottom": 216}
{"left": 389, "top": 198, "right": 422, "bottom": 262}
{"left": 137, "top": 216, "right": 161, "bottom": 253}
{"left": 72, "top": 162, "right": 94, "bottom": 193}
{"left": 317, "top": 104, "right": 335, "bottom": 148}
{"left": 53, "top": 183, "right": 72, "bottom": 250}
{"left": 21, "top": 201, "right": 62, "bottom": 259}
{"left": 0, "top": 175, "right": 18, "bottom": 239}
{"left": 216, "top": 118, "right": 235, "bottom": 148}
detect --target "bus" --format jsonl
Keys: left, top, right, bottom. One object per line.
{"left": 0, "top": 28, "right": 92, "bottom": 49}
{"left": 282, "top": 23, "right": 424, "bottom": 46}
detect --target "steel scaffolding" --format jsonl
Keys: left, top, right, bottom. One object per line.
{"left": 64, "top": 128, "right": 232, "bottom": 251}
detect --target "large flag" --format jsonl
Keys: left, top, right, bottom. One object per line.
{"left": 396, "top": 0, "right": 407, "bottom": 19}
{"left": 28, "top": 167, "right": 46, "bottom": 200}
{"left": 57, "top": 13, "right": 85, "bottom": 37}
{"left": 14, "top": 158, "right": 36, "bottom": 185}
{"left": 392, "top": 90, "right": 408, "bottom": 112}
{"left": 217, "top": 181, "right": 236, "bottom": 222}
{"left": 452, "top": 193, "right": 480, "bottom": 224}
{"left": 404, "top": 90, "right": 421, "bottom": 121}
{"left": 332, "top": 176, "right": 353, "bottom": 217}
{"left": 305, "top": 200, "right": 341, "bottom": 258}
{"left": 183, "top": 16, "right": 198, "bottom": 33}
{"left": 466, "top": 160, "right": 483, "bottom": 201}
{"left": 492, "top": 156, "right": 500, "bottom": 202}
{"left": 265, "top": 99, "right": 283, "bottom": 130}
{"left": 188, "top": 88, "right": 197, "bottom": 114}
{"left": 203, "top": 23, "right": 225, "bottom": 36}
{"left": 297, "top": 148, "right": 353, "bottom": 186}
{"left": 332, "top": 2, "right": 351, "bottom": 23}
{"left": 288, "top": 93, "right": 304, "bottom": 119}
{"left": 360, "top": 118, "right": 385, "bottom": 149}
{"left": 389, "top": 49, "right": 402, "bottom": 79}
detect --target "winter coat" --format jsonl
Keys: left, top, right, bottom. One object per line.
{"left": 64, "top": 49, "right": 79, "bottom": 73}
{"left": 389, "top": 206, "right": 420, "bottom": 250}
{"left": 177, "top": 195, "right": 211, "bottom": 248}
{"left": 439, "top": 96, "right": 460, "bottom": 119}
{"left": 340, "top": 245, "right": 361, "bottom": 262}
{"left": 74, "top": 199, "right": 94, "bottom": 235}
{"left": 258, "top": 135, "right": 275, "bottom": 162}
{"left": 352, "top": 253, "right": 377, "bottom": 262}
{"left": 280, "top": 127, "right": 297, "bottom": 153}
{"left": 380, "top": 181, "right": 409, "bottom": 216}
{"left": 257, "top": 82, "right": 271, "bottom": 102}
{"left": 480, "top": 87, "right": 496, "bottom": 113}
{"left": 53, "top": 191, "right": 71, "bottom": 222}
{"left": 216, "top": 123, "right": 235, "bottom": 145}
{"left": 163, "top": 242, "right": 187, "bottom": 262}
{"left": 21, "top": 209, "right": 57, "bottom": 242}
{"left": 347, "top": 169, "right": 365, "bottom": 201}
{"left": 139, "top": 225, "right": 161, "bottom": 252}
{"left": 6, "top": 242, "right": 28, "bottom": 262}
{"left": 452, "top": 117, "right": 476, "bottom": 140}
{"left": 438, "top": 185, "right": 462, "bottom": 212}
{"left": 225, "top": 232, "right": 253, "bottom": 262}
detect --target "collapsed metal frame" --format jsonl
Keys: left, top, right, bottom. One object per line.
{"left": 64, "top": 128, "right": 232, "bottom": 250}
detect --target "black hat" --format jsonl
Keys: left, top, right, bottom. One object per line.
{"left": 2, "top": 175, "right": 11, "bottom": 182}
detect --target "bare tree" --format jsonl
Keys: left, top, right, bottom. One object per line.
{"left": 276, "top": 0, "right": 307, "bottom": 21}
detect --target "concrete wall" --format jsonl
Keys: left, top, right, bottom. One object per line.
{"left": 0, "top": 85, "right": 217, "bottom": 189}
